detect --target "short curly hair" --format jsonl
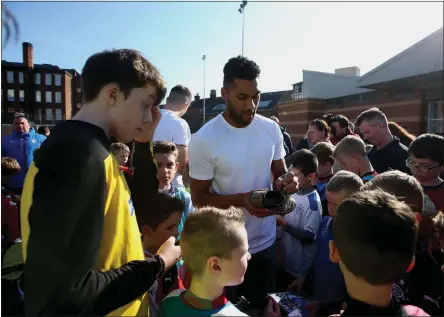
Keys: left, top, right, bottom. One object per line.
{"left": 223, "top": 56, "right": 261, "bottom": 87}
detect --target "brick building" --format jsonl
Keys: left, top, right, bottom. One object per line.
{"left": 1, "top": 42, "right": 83, "bottom": 125}
{"left": 277, "top": 27, "right": 444, "bottom": 144}
{"left": 184, "top": 89, "right": 292, "bottom": 133}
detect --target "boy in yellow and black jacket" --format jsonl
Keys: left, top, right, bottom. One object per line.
{"left": 20, "top": 49, "right": 180, "bottom": 316}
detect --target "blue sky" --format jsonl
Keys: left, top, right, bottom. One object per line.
{"left": 2, "top": 1, "right": 443, "bottom": 101}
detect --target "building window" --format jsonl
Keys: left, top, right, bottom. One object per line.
{"left": 19, "top": 90, "right": 25, "bottom": 102}
{"left": 7, "top": 71, "right": 14, "bottom": 83}
{"left": 427, "top": 100, "right": 444, "bottom": 134}
{"left": 46, "top": 91, "right": 52, "bottom": 103}
{"left": 55, "top": 74, "right": 62, "bottom": 86}
{"left": 46, "top": 109, "right": 53, "bottom": 122}
{"left": 35, "top": 73, "right": 41, "bottom": 85}
{"left": 55, "top": 92, "right": 62, "bottom": 103}
{"left": 35, "top": 91, "right": 42, "bottom": 102}
{"left": 45, "top": 74, "right": 52, "bottom": 86}
{"left": 35, "top": 108, "right": 42, "bottom": 121}
{"left": 76, "top": 103, "right": 82, "bottom": 109}
{"left": 77, "top": 87, "right": 81, "bottom": 93}
{"left": 7, "top": 89, "right": 15, "bottom": 101}
{"left": 55, "top": 109, "right": 63, "bottom": 121}
{"left": 19, "top": 72, "right": 24, "bottom": 84}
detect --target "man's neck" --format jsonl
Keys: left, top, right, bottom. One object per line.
{"left": 73, "top": 102, "right": 111, "bottom": 137}
{"left": 188, "top": 275, "right": 224, "bottom": 301}
{"left": 344, "top": 274, "right": 392, "bottom": 308}
{"left": 359, "top": 160, "right": 374, "bottom": 177}
{"left": 165, "top": 105, "right": 183, "bottom": 117}
{"left": 375, "top": 133, "right": 394, "bottom": 150}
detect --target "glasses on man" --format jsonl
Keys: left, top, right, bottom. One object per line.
{"left": 405, "top": 158, "right": 441, "bottom": 173}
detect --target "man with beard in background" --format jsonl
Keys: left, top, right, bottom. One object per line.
{"left": 188, "top": 55, "right": 299, "bottom": 314}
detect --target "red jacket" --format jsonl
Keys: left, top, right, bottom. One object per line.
{"left": 1, "top": 187, "right": 20, "bottom": 247}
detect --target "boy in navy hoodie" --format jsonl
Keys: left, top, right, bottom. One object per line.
{"left": 330, "top": 190, "right": 428, "bottom": 316}
{"left": 307, "top": 171, "right": 363, "bottom": 316}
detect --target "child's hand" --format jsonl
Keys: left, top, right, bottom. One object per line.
{"left": 156, "top": 236, "right": 181, "bottom": 271}
{"left": 287, "top": 276, "right": 305, "bottom": 294}
{"left": 134, "top": 106, "right": 162, "bottom": 143}
{"left": 275, "top": 215, "right": 287, "bottom": 227}
{"left": 264, "top": 298, "right": 281, "bottom": 317}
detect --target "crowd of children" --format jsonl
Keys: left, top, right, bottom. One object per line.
{"left": 2, "top": 119, "right": 443, "bottom": 317}
{"left": 104, "top": 130, "right": 444, "bottom": 316}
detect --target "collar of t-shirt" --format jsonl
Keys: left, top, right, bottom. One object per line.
{"left": 342, "top": 297, "right": 405, "bottom": 316}
{"left": 181, "top": 289, "right": 229, "bottom": 311}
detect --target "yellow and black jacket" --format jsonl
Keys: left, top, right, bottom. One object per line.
{"left": 20, "top": 120, "right": 162, "bottom": 316}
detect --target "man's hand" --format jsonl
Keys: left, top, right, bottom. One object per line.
{"left": 287, "top": 276, "right": 305, "bottom": 294}
{"left": 134, "top": 106, "right": 162, "bottom": 143}
{"left": 275, "top": 215, "right": 287, "bottom": 227}
{"left": 264, "top": 298, "right": 281, "bottom": 317}
{"left": 275, "top": 172, "right": 299, "bottom": 194}
{"left": 243, "top": 191, "right": 274, "bottom": 218}
{"left": 156, "top": 236, "right": 181, "bottom": 271}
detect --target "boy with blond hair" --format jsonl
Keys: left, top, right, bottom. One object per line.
{"left": 307, "top": 171, "right": 363, "bottom": 316}
{"left": 332, "top": 135, "right": 377, "bottom": 183}
{"left": 330, "top": 190, "right": 428, "bottom": 316}
{"left": 159, "top": 206, "right": 279, "bottom": 316}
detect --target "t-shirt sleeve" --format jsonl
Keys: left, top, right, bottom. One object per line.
{"left": 304, "top": 193, "right": 323, "bottom": 239}
{"left": 273, "top": 122, "right": 286, "bottom": 161}
{"left": 188, "top": 136, "right": 215, "bottom": 181}
{"left": 172, "top": 120, "right": 192, "bottom": 146}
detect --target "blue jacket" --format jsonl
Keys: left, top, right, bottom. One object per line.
{"left": 2, "top": 127, "right": 46, "bottom": 188}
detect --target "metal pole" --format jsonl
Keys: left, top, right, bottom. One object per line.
{"left": 242, "top": 8, "right": 245, "bottom": 56}
{"left": 202, "top": 55, "right": 206, "bottom": 126}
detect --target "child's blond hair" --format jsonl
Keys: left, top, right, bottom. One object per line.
{"left": 333, "top": 135, "right": 367, "bottom": 159}
{"left": 180, "top": 206, "right": 245, "bottom": 276}
{"left": 1, "top": 157, "right": 21, "bottom": 177}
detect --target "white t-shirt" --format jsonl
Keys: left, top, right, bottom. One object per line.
{"left": 153, "top": 109, "right": 192, "bottom": 188}
{"left": 188, "top": 113, "right": 286, "bottom": 254}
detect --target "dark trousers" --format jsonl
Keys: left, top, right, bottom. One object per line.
{"left": 226, "top": 243, "right": 277, "bottom": 310}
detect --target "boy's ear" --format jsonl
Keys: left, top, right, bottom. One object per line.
{"left": 207, "top": 256, "right": 222, "bottom": 275}
{"left": 329, "top": 240, "right": 340, "bottom": 263}
{"left": 406, "top": 256, "right": 415, "bottom": 273}
{"left": 175, "top": 162, "right": 180, "bottom": 170}
{"left": 142, "top": 224, "right": 153, "bottom": 237}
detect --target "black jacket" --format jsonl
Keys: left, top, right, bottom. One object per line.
{"left": 280, "top": 125, "right": 294, "bottom": 157}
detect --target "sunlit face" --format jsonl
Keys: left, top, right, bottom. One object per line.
{"left": 308, "top": 124, "right": 326, "bottom": 145}
{"left": 143, "top": 211, "right": 182, "bottom": 252}
{"left": 358, "top": 121, "right": 381, "bottom": 146}
{"left": 109, "top": 84, "right": 158, "bottom": 143}
{"left": 154, "top": 153, "right": 179, "bottom": 189}
{"left": 113, "top": 149, "right": 129, "bottom": 166}
{"left": 337, "top": 154, "right": 360, "bottom": 176}
{"left": 216, "top": 225, "right": 251, "bottom": 287}
{"left": 326, "top": 190, "right": 348, "bottom": 217}
{"left": 407, "top": 155, "right": 443, "bottom": 183}
{"left": 14, "top": 117, "right": 30, "bottom": 134}
{"left": 221, "top": 79, "right": 260, "bottom": 127}
{"left": 291, "top": 167, "right": 315, "bottom": 188}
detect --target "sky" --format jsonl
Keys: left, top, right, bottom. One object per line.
{"left": 2, "top": 0, "right": 443, "bottom": 102}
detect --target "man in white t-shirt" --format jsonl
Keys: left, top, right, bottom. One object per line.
{"left": 188, "top": 56, "right": 299, "bottom": 313}
{"left": 153, "top": 85, "right": 192, "bottom": 189}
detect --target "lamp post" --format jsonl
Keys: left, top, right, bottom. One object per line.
{"left": 238, "top": 1, "right": 248, "bottom": 56}
{"left": 202, "top": 54, "right": 206, "bottom": 126}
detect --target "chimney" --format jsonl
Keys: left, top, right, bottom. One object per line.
{"left": 334, "top": 66, "right": 360, "bottom": 77}
{"left": 22, "top": 42, "right": 34, "bottom": 69}
{"left": 194, "top": 93, "right": 200, "bottom": 101}
{"left": 210, "top": 89, "right": 216, "bottom": 99}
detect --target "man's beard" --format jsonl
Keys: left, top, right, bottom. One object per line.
{"left": 226, "top": 99, "right": 256, "bottom": 127}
